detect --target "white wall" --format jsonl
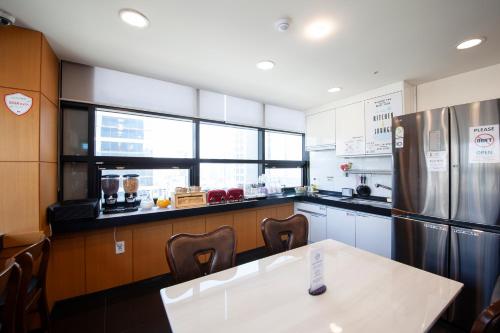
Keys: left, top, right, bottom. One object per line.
{"left": 309, "top": 150, "right": 392, "bottom": 198}
{"left": 417, "top": 63, "right": 500, "bottom": 111}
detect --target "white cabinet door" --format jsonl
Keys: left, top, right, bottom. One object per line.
{"left": 305, "top": 110, "right": 335, "bottom": 150}
{"left": 335, "top": 102, "right": 365, "bottom": 156}
{"left": 364, "top": 91, "right": 403, "bottom": 155}
{"left": 309, "top": 213, "right": 327, "bottom": 243}
{"left": 355, "top": 213, "right": 392, "bottom": 258}
{"left": 326, "top": 207, "right": 356, "bottom": 246}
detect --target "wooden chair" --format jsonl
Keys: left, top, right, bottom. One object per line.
{"left": 0, "top": 260, "right": 22, "bottom": 333}
{"left": 260, "top": 214, "right": 309, "bottom": 255}
{"left": 166, "top": 226, "right": 236, "bottom": 284}
{"left": 14, "top": 237, "right": 51, "bottom": 333}
{"left": 471, "top": 276, "right": 500, "bottom": 333}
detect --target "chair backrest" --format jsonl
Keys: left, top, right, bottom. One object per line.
{"left": 471, "top": 276, "right": 500, "bottom": 333}
{"left": 13, "top": 237, "right": 51, "bottom": 333}
{"left": 0, "top": 260, "right": 21, "bottom": 333}
{"left": 260, "top": 214, "right": 309, "bottom": 254}
{"left": 166, "top": 226, "right": 236, "bottom": 283}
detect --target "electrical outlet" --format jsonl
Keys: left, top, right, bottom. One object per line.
{"left": 115, "top": 241, "right": 125, "bottom": 254}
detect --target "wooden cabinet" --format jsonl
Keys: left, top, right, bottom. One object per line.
{"left": 233, "top": 210, "right": 257, "bottom": 253}
{"left": 0, "top": 88, "right": 40, "bottom": 162}
{"left": 40, "top": 35, "right": 59, "bottom": 105}
{"left": 276, "top": 204, "right": 294, "bottom": 219}
{"left": 355, "top": 213, "right": 392, "bottom": 258}
{"left": 132, "top": 221, "right": 173, "bottom": 282}
{"left": 206, "top": 213, "right": 233, "bottom": 232}
{"left": 305, "top": 110, "right": 335, "bottom": 150}
{"left": 335, "top": 102, "right": 365, "bottom": 156}
{"left": 364, "top": 92, "right": 402, "bottom": 155}
{"left": 256, "top": 207, "right": 277, "bottom": 247}
{"left": 0, "top": 26, "right": 41, "bottom": 91}
{"left": 326, "top": 207, "right": 356, "bottom": 247}
{"left": 0, "top": 162, "right": 39, "bottom": 234}
{"left": 40, "top": 95, "right": 58, "bottom": 163}
{"left": 85, "top": 229, "right": 133, "bottom": 293}
{"left": 47, "top": 235, "right": 85, "bottom": 306}
{"left": 172, "top": 217, "right": 205, "bottom": 235}
{"left": 39, "top": 162, "right": 57, "bottom": 233}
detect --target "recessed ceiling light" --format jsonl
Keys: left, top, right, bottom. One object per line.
{"left": 256, "top": 60, "right": 275, "bottom": 70}
{"left": 119, "top": 9, "right": 149, "bottom": 28}
{"left": 305, "top": 20, "right": 333, "bottom": 40}
{"left": 328, "top": 87, "right": 342, "bottom": 93}
{"left": 456, "top": 37, "right": 485, "bottom": 50}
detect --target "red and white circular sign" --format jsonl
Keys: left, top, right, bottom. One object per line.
{"left": 4, "top": 93, "right": 33, "bottom": 116}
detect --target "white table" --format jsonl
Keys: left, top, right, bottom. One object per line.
{"left": 160, "top": 239, "right": 462, "bottom": 333}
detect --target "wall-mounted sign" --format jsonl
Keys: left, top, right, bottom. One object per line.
{"left": 4, "top": 93, "right": 33, "bottom": 116}
{"left": 365, "top": 92, "right": 403, "bottom": 154}
{"left": 469, "top": 124, "right": 499, "bottom": 164}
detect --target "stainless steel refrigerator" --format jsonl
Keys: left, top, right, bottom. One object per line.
{"left": 392, "top": 99, "right": 500, "bottom": 331}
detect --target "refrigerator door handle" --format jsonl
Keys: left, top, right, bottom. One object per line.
{"left": 449, "top": 106, "right": 460, "bottom": 220}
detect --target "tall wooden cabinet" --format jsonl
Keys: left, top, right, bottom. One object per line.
{"left": 0, "top": 26, "right": 59, "bottom": 234}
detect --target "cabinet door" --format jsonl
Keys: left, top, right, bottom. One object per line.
{"left": 309, "top": 214, "right": 327, "bottom": 243}
{"left": 335, "top": 102, "right": 365, "bottom": 156}
{"left": 306, "top": 110, "right": 335, "bottom": 148}
{"left": 364, "top": 92, "right": 402, "bottom": 155}
{"left": 326, "top": 208, "right": 356, "bottom": 246}
{"left": 355, "top": 213, "right": 392, "bottom": 258}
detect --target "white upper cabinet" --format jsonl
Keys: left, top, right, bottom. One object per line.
{"left": 335, "top": 102, "right": 365, "bottom": 156}
{"left": 364, "top": 92, "right": 403, "bottom": 155}
{"left": 305, "top": 109, "right": 335, "bottom": 150}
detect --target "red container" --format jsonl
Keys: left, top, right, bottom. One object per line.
{"left": 207, "top": 189, "right": 227, "bottom": 205}
{"left": 226, "top": 188, "right": 244, "bottom": 202}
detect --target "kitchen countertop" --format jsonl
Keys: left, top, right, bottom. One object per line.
{"left": 161, "top": 239, "right": 463, "bottom": 333}
{"left": 50, "top": 193, "right": 392, "bottom": 234}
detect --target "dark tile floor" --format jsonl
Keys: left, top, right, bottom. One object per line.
{"left": 50, "top": 247, "right": 465, "bottom": 333}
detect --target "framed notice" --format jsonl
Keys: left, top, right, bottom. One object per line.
{"left": 364, "top": 92, "right": 402, "bottom": 155}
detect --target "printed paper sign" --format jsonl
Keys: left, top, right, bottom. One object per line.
{"left": 425, "top": 151, "right": 448, "bottom": 172}
{"left": 469, "top": 125, "right": 500, "bottom": 164}
{"left": 365, "top": 92, "right": 402, "bottom": 154}
{"left": 4, "top": 93, "right": 32, "bottom": 116}
{"left": 309, "top": 247, "right": 325, "bottom": 293}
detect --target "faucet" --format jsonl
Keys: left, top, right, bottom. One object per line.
{"left": 375, "top": 183, "right": 392, "bottom": 191}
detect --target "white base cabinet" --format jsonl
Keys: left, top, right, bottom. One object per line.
{"left": 326, "top": 207, "right": 356, "bottom": 247}
{"left": 326, "top": 207, "right": 392, "bottom": 258}
{"left": 309, "top": 213, "right": 327, "bottom": 243}
{"left": 355, "top": 213, "right": 392, "bottom": 258}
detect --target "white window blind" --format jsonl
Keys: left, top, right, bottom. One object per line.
{"left": 199, "top": 90, "right": 225, "bottom": 121}
{"left": 225, "top": 96, "right": 264, "bottom": 127}
{"left": 264, "top": 105, "right": 305, "bottom": 133}
{"left": 61, "top": 62, "right": 197, "bottom": 117}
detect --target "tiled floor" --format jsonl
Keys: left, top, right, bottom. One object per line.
{"left": 50, "top": 247, "right": 465, "bottom": 333}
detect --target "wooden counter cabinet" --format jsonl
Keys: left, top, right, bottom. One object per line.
{"left": 46, "top": 202, "right": 294, "bottom": 304}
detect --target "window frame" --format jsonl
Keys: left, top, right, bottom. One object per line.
{"left": 59, "top": 101, "right": 308, "bottom": 200}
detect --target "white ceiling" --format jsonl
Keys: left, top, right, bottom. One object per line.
{"left": 2, "top": 0, "right": 500, "bottom": 110}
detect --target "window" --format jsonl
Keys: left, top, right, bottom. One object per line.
{"left": 60, "top": 102, "right": 306, "bottom": 201}
{"left": 200, "top": 123, "right": 258, "bottom": 159}
{"left": 265, "top": 167, "right": 303, "bottom": 187}
{"left": 95, "top": 110, "right": 194, "bottom": 158}
{"left": 265, "top": 131, "right": 302, "bottom": 161}
{"left": 101, "top": 168, "right": 189, "bottom": 201}
{"left": 200, "top": 163, "right": 258, "bottom": 189}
